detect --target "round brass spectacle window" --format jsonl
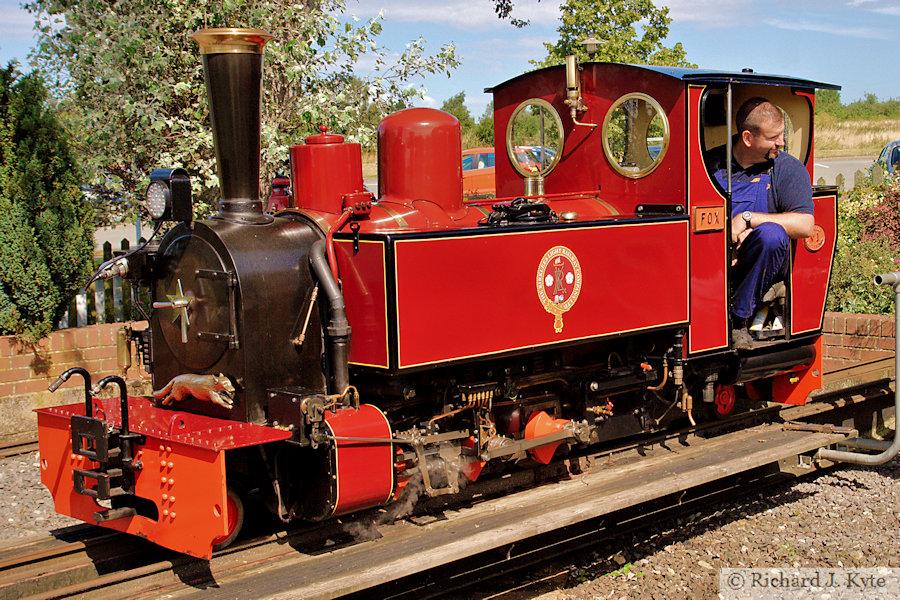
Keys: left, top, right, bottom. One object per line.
{"left": 505, "top": 98, "right": 565, "bottom": 178}
{"left": 602, "top": 93, "right": 670, "bottom": 178}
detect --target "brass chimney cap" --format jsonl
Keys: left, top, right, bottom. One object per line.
{"left": 191, "top": 28, "right": 274, "bottom": 54}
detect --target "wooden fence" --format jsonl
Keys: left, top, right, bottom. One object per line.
{"left": 815, "top": 162, "right": 889, "bottom": 190}
{"left": 57, "top": 237, "right": 148, "bottom": 329}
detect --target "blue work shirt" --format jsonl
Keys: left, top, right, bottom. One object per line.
{"left": 707, "top": 145, "right": 814, "bottom": 217}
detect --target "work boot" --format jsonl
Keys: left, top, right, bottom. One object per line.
{"left": 731, "top": 315, "right": 754, "bottom": 350}
{"left": 732, "top": 327, "right": 754, "bottom": 350}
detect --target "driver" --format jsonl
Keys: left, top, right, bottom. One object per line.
{"left": 707, "top": 98, "right": 815, "bottom": 349}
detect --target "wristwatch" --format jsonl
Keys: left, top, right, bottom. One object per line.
{"left": 742, "top": 211, "right": 752, "bottom": 228}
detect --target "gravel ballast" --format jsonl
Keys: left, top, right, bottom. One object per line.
{"left": 1, "top": 451, "right": 896, "bottom": 600}
{"left": 529, "top": 458, "right": 899, "bottom": 600}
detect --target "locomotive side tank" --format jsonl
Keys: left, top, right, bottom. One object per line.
{"left": 35, "top": 27, "right": 841, "bottom": 559}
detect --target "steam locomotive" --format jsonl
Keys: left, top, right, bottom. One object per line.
{"left": 36, "top": 28, "right": 838, "bottom": 559}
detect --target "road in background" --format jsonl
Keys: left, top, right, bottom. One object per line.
{"left": 814, "top": 157, "right": 874, "bottom": 186}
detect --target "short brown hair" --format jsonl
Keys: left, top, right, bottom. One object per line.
{"left": 736, "top": 97, "right": 783, "bottom": 135}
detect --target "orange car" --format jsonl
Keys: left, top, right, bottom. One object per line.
{"left": 462, "top": 147, "right": 496, "bottom": 196}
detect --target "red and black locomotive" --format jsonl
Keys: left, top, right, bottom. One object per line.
{"left": 36, "top": 28, "right": 838, "bottom": 558}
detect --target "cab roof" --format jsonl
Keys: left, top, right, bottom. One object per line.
{"left": 487, "top": 63, "right": 841, "bottom": 92}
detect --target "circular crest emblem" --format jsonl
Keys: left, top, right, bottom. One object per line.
{"left": 803, "top": 224, "right": 826, "bottom": 253}
{"left": 536, "top": 246, "right": 583, "bottom": 333}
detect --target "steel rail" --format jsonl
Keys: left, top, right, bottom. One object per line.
{"left": 0, "top": 359, "right": 893, "bottom": 599}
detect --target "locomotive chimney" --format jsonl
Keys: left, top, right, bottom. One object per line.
{"left": 191, "top": 28, "right": 274, "bottom": 223}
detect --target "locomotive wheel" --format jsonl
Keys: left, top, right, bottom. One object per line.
{"left": 212, "top": 485, "right": 245, "bottom": 551}
{"left": 713, "top": 384, "right": 736, "bottom": 416}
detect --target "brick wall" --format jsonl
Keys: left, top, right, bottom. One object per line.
{"left": 822, "top": 311, "right": 895, "bottom": 366}
{"left": 0, "top": 323, "right": 151, "bottom": 445}
{"left": 0, "top": 322, "right": 150, "bottom": 397}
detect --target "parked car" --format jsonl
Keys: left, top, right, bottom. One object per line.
{"left": 462, "top": 147, "right": 496, "bottom": 196}
{"left": 876, "top": 140, "right": 900, "bottom": 174}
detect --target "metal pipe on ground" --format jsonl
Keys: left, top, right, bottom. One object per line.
{"left": 816, "top": 271, "right": 900, "bottom": 465}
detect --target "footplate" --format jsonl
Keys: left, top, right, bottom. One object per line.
{"left": 36, "top": 396, "right": 292, "bottom": 559}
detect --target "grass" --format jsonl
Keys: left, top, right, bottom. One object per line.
{"left": 359, "top": 117, "right": 891, "bottom": 176}
{"left": 815, "top": 118, "right": 900, "bottom": 158}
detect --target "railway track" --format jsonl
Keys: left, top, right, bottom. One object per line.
{"left": 0, "top": 357, "right": 894, "bottom": 600}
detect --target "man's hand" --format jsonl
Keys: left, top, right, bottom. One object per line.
{"left": 731, "top": 214, "right": 751, "bottom": 244}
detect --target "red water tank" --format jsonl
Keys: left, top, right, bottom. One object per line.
{"left": 377, "top": 108, "right": 463, "bottom": 217}
{"left": 290, "top": 127, "right": 365, "bottom": 214}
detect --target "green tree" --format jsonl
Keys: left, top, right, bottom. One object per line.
{"left": 25, "top": 0, "right": 459, "bottom": 223}
{"left": 441, "top": 92, "right": 475, "bottom": 131}
{"left": 535, "top": 0, "right": 693, "bottom": 67}
{"left": 815, "top": 89, "right": 842, "bottom": 116}
{"left": 0, "top": 63, "right": 94, "bottom": 341}
{"left": 475, "top": 102, "right": 494, "bottom": 145}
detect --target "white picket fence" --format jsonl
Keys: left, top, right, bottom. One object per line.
{"left": 57, "top": 236, "right": 145, "bottom": 329}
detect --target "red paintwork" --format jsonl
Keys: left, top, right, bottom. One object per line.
{"left": 266, "top": 175, "right": 292, "bottom": 213}
{"left": 772, "top": 337, "right": 823, "bottom": 405}
{"left": 715, "top": 384, "right": 736, "bottom": 415}
{"left": 686, "top": 84, "right": 730, "bottom": 355}
{"left": 392, "top": 221, "right": 689, "bottom": 368}
{"left": 524, "top": 411, "right": 571, "bottom": 464}
{"left": 34, "top": 396, "right": 289, "bottom": 560}
{"left": 334, "top": 239, "right": 390, "bottom": 368}
{"left": 290, "top": 128, "right": 366, "bottom": 214}
{"left": 324, "top": 404, "right": 394, "bottom": 516}
{"left": 491, "top": 64, "right": 686, "bottom": 214}
{"left": 36, "top": 396, "right": 291, "bottom": 451}
{"left": 791, "top": 192, "right": 837, "bottom": 335}
{"left": 378, "top": 108, "right": 465, "bottom": 218}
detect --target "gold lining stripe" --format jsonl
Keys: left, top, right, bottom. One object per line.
{"left": 394, "top": 220, "right": 690, "bottom": 369}
{"left": 377, "top": 203, "right": 409, "bottom": 228}
{"left": 790, "top": 194, "right": 837, "bottom": 336}
{"left": 687, "top": 84, "right": 729, "bottom": 355}
{"left": 323, "top": 419, "right": 339, "bottom": 519}
{"left": 334, "top": 239, "right": 390, "bottom": 369}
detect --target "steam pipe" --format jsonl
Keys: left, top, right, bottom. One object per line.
{"left": 309, "top": 239, "right": 351, "bottom": 396}
{"left": 95, "top": 375, "right": 130, "bottom": 434}
{"left": 49, "top": 367, "right": 92, "bottom": 417}
{"left": 816, "top": 271, "right": 900, "bottom": 465}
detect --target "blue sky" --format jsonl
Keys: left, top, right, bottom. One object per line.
{"left": 1, "top": 0, "right": 898, "bottom": 116}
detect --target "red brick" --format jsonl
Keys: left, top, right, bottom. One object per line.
{"left": 100, "top": 359, "right": 120, "bottom": 374}
{"left": 75, "top": 328, "right": 96, "bottom": 349}
{"left": 877, "top": 337, "right": 897, "bottom": 351}
{"left": 0, "top": 382, "right": 14, "bottom": 397}
{"left": 0, "top": 336, "right": 23, "bottom": 358}
{"left": 14, "top": 379, "right": 52, "bottom": 395}
{"left": 825, "top": 346, "right": 854, "bottom": 360}
{"left": 822, "top": 333, "right": 843, "bottom": 348}
{"left": 82, "top": 347, "right": 114, "bottom": 362}
{"left": 861, "top": 349, "right": 891, "bottom": 361}
{"left": 52, "top": 331, "right": 77, "bottom": 352}
{"left": 882, "top": 318, "right": 896, "bottom": 338}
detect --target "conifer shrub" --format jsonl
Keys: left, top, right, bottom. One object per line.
{"left": 0, "top": 63, "right": 94, "bottom": 341}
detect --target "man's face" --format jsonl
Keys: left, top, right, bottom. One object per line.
{"left": 745, "top": 118, "right": 785, "bottom": 163}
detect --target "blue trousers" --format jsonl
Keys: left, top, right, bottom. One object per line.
{"left": 732, "top": 222, "right": 789, "bottom": 320}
